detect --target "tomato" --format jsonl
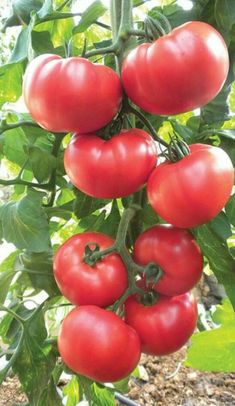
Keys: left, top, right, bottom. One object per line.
{"left": 133, "top": 224, "right": 203, "bottom": 296}
{"left": 147, "top": 144, "right": 234, "bottom": 228}
{"left": 121, "top": 21, "right": 229, "bottom": 115}
{"left": 64, "top": 129, "right": 157, "bottom": 199}
{"left": 58, "top": 305, "right": 141, "bottom": 382}
{"left": 23, "top": 54, "right": 122, "bottom": 133}
{"left": 53, "top": 232, "right": 128, "bottom": 307}
{"left": 125, "top": 291, "right": 197, "bottom": 356}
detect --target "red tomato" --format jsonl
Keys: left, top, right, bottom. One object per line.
{"left": 23, "top": 54, "right": 122, "bottom": 133}
{"left": 64, "top": 129, "right": 157, "bottom": 199}
{"left": 121, "top": 21, "right": 229, "bottom": 115}
{"left": 147, "top": 144, "right": 234, "bottom": 228}
{"left": 125, "top": 291, "right": 197, "bottom": 356}
{"left": 53, "top": 232, "right": 128, "bottom": 307}
{"left": 133, "top": 225, "right": 203, "bottom": 296}
{"left": 58, "top": 306, "right": 141, "bottom": 382}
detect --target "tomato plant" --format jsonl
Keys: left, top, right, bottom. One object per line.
{"left": 53, "top": 232, "right": 128, "bottom": 307}
{"left": 64, "top": 129, "right": 157, "bottom": 198}
{"left": 147, "top": 144, "right": 234, "bottom": 228}
{"left": 0, "top": 0, "right": 235, "bottom": 405}
{"left": 125, "top": 291, "right": 198, "bottom": 356}
{"left": 23, "top": 54, "right": 122, "bottom": 133}
{"left": 58, "top": 305, "right": 141, "bottom": 382}
{"left": 121, "top": 21, "right": 229, "bottom": 115}
{"left": 133, "top": 224, "right": 203, "bottom": 296}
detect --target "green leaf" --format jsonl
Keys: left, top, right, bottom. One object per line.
{"left": 185, "top": 323, "right": 235, "bottom": 372}
{"left": 91, "top": 383, "right": 115, "bottom": 406}
{"left": 98, "top": 200, "right": 121, "bottom": 238}
{"left": 9, "top": 25, "right": 32, "bottom": 64}
{"left": 63, "top": 376, "right": 79, "bottom": 406}
{"left": 73, "top": 0, "right": 107, "bottom": 34}
{"left": 2, "top": 0, "right": 43, "bottom": 30}
{"left": 15, "top": 250, "right": 59, "bottom": 297}
{"left": 201, "top": 85, "right": 230, "bottom": 124}
{"left": 0, "top": 63, "right": 24, "bottom": 107}
{"left": 3, "top": 127, "right": 28, "bottom": 167}
{"left": 213, "top": 298, "right": 235, "bottom": 325}
{"left": 215, "top": 0, "right": 235, "bottom": 37}
{"left": 192, "top": 223, "right": 235, "bottom": 309}
{"left": 0, "top": 190, "right": 51, "bottom": 252}
{"left": 26, "top": 145, "right": 57, "bottom": 183}
{"left": 209, "top": 212, "right": 232, "bottom": 240}
{"left": 37, "top": 0, "right": 53, "bottom": 19}
{"left": 38, "top": 377, "right": 63, "bottom": 406}
{"left": 31, "top": 30, "right": 57, "bottom": 55}
{"left": 0, "top": 251, "right": 19, "bottom": 304}
{"left": 225, "top": 194, "right": 235, "bottom": 227}
{"left": 12, "top": 307, "right": 57, "bottom": 404}
{"left": 73, "top": 189, "right": 108, "bottom": 219}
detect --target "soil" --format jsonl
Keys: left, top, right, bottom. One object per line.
{"left": 1, "top": 347, "right": 235, "bottom": 406}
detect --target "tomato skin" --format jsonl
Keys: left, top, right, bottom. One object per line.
{"left": 147, "top": 144, "right": 234, "bottom": 228}
{"left": 53, "top": 232, "right": 128, "bottom": 307}
{"left": 64, "top": 129, "right": 157, "bottom": 199}
{"left": 133, "top": 225, "right": 203, "bottom": 296}
{"left": 125, "top": 292, "right": 197, "bottom": 356}
{"left": 58, "top": 306, "right": 141, "bottom": 382}
{"left": 23, "top": 54, "right": 122, "bottom": 133}
{"left": 121, "top": 21, "right": 229, "bottom": 115}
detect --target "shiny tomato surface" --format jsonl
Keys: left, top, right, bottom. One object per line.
{"left": 125, "top": 292, "right": 197, "bottom": 356}
{"left": 23, "top": 54, "right": 122, "bottom": 133}
{"left": 147, "top": 144, "right": 234, "bottom": 228}
{"left": 122, "top": 21, "right": 229, "bottom": 115}
{"left": 133, "top": 224, "right": 203, "bottom": 296}
{"left": 58, "top": 306, "right": 141, "bottom": 382}
{"left": 64, "top": 129, "right": 157, "bottom": 198}
{"left": 53, "top": 232, "right": 128, "bottom": 307}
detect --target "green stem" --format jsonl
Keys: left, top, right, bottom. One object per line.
{"left": 0, "top": 120, "right": 40, "bottom": 135}
{"left": 127, "top": 104, "right": 169, "bottom": 148}
{"left": 0, "top": 305, "right": 25, "bottom": 325}
{"left": 0, "top": 330, "right": 24, "bottom": 384}
{"left": 56, "top": 0, "right": 73, "bottom": 11}
{"left": 0, "top": 178, "right": 52, "bottom": 190}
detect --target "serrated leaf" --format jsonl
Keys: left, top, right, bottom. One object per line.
{"left": 192, "top": 223, "right": 235, "bottom": 309}
{"left": 38, "top": 378, "right": 63, "bottom": 406}
{"left": 9, "top": 25, "right": 32, "bottom": 64}
{"left": 201, "top": 85, "right": 230, "bottom": 124}
{"left": 12, "top": 307, "right": 57, "bottom": 404}
{"left": 27, "top": 145, "right": 57, "bottom": 183}
{"left": 15, "top": 250, "right": 59, "bottom": 296}
{"left": 209, "top": 212, "right": 232, "bottom": 240}
{"left": 0, "top": 251, "right": 19, "bottom": 304}
{"left": 91, "top": 383, "right": 115, "bottom": 406}
{"left": 213, "top": 298, "right": 235, "bottom": 325}
{"left": 98, "top": 200, "right": 121, "bottom": 238}
{"left": 186, "top": 320, "right": 235, "bottom": 372}
{"left": 215, "top": 0, "right": 235, "bottom": 35}
{"left": 73, "top": 0, "right": 107, "bottom": 34}
{"left": 3, "top": 127, "right": 28, "bottom": 167}
{"left": 0, "top": 190, "right": 51, "bottom": 252}
{"left": 73, "top": 189, "right": 108, "bottom": 219}
{"left": 225, "top": 194, "right": 235, "bottom": 227}
{"left": 63, "top": 376, "right": 79, "bottom": 406}
{"left": 0, "top": 63, "right": 24, "bottom": 107}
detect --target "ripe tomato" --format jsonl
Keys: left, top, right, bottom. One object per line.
{"left": 125, "top": 291, "right": 197, "bottom": 356}
{"left": 147, "top": 144, "right": 234, "bottom": 228}
{"left": 53, "top": 232, "right": 128, "bottom": 307}
{"left": 23, "top": 54, "right": 122, "bottom": 133}
{"left": 64, "top": 129, "right": 157, "bottom": 199}
{"left": 133, "top": 225, "right": 203, "bottom": 296}
{"left": 121, "top": 21, "right": 229, "bottom": 115}
{"left": 58, "top": 305, "right": 141, "bottom": 382}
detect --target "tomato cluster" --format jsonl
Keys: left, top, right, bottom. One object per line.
{"left": 23, "top": 20, "right": 234, "bottom": 383}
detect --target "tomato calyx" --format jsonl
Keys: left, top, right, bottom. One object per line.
{"left": 84, "top": 243, "right": 115, "bottom": 266}
{"left": 144, "top": 15, "right": 171, "bottom": 41}
{"left": 144, "top": 262, "right": 164, "bottom": 286}
{"left": 138, "top": 289, "right": 160, "bottom": 306}
{"left": 161, "top": 136, "right": 190, "bottom": 163}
